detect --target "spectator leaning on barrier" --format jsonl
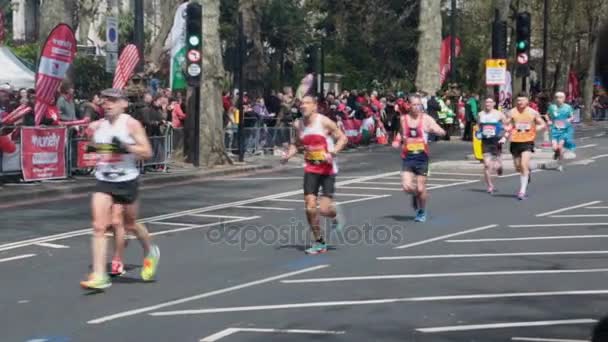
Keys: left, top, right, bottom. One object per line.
{"left": 57, "top": 82, "right": 77, "bottom": 122}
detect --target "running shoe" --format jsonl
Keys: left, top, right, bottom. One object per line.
{"left": 80, "top": 273, "right": 111, "bottom": 290}
{"left": 331, "top": 206, "right": 345, "bottom": 232}
{"left": 557, "top": 165, "right": 564, "bottom": 172}
{"left": 414, "top": 209, "right": 427, "bottom": 223}
{"left": 305, "top": 242, "right": 328, "bottom": 255}
{"left": 487, "top": 186, "right": 496, "bottom": 194}
{"left": 110, "top": 258, "right": 125, "bottom": 276}
{"left": 141, "top": 245, "right": 160, "bottom": 281}
{"left": 517, "top": 192, "right": 528, "bottom": 201}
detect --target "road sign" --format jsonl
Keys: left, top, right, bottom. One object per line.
{"left": 517, "top": 53, "right": 529, "bottom": 64}
{"left": 105, "top": 16, "right": 118, "bottom": 73}
{"left": 187, "top": 64, "right": 201, "bottom": 77}
{"left": 485, "top": 59, "right": 507, "bottom": 86}
{"left": 187, "top": 49, "right": 201, "bottom": 63}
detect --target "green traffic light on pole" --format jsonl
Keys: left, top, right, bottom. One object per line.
{"left": 517, "top": 40, "right": 527, "bottom": 50}
{"left": 189, "top": 36, "right": 200, "bottom": 47}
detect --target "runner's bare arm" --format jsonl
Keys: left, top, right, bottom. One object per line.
{"left": 532, "top": 110, "right": 546, "bottom": 131}
{"left": 125, "top": 117, "right": 153, "bottom": 160}
{"left": 392, "top": 116, "right": 404, "bottom": 147}
{"left": 323, "top": 116, "right": 347, "bottom": 154}
{"left": 425, "top": 115, "right": 446, "bottom": 136}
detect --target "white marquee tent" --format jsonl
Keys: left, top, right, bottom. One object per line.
{"left": 0, "top": 47, "right": 35, "bottom": 89}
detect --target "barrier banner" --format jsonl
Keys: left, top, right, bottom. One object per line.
{"left": 21, "top": 127, "right": 67, "bottom": 181}
{"left": 76, "top": 140, "right": 97, "bottom": 168}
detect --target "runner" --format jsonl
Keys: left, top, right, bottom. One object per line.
{"left": 506, "top": 93, "right": 546, "bottom": 200}
{"left": 80, "top": 88, "right": 160, "bottom": 290}
{"left": 392, "top": 95, "right": 446, "bottom": 222}
{"left": 547, "top": 91, "right": 575, "bottom": 172}
{"left": 477, "top": 97, "right": 508, "bottom": 194}
{"left": 281, "top": 95, "right": 348, "bottom": 255}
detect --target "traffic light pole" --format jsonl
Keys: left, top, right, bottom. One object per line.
{"left": 192, "top": 87, "right": 200, "bottom": 167}
{"left": 237, "top": 12, "right": 245, "bottom": 163}
{"left": 133, "top": 0, "right": 144, "bottom": 72}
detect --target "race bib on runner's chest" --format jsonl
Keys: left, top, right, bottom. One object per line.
{"left": 305, "top": 149, "right": 327, "bottom": 164}
{"left": 516, "top": 122, "right": 532, "bottom": 131}
{"left": 554, "top": 120, "right": 566, "bottom": 129}
{"left": 405, "top": 140, "right": 425, "bottom": 153}
{"left": 482, "top": 125, "right": 496, "bottom": 137}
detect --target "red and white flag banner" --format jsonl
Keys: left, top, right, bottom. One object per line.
{"left": 34, "top": 24, "right": 77, "bottom": 126}
{"left": 439, "top": 36, "right": 462, "bottom": 85}
{"left": 112, "top": 44, "right": 140, "bottom": 89}
{"left": 0, "top": 104, "right": 32, "bottom": 126}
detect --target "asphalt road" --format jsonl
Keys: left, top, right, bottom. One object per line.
{"left": 1, "top": 126, "right": 607, "bottom": 342}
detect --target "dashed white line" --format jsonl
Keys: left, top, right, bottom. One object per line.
{"left": 536, "top": 201, "right": 602, "bottom": 217}
{"left": 188, "top": 214, "right": 249, "bottom": 220}
{"left": 417, "top": 319, "right": 597, "bottom": 333}
{"left": 510, "top": 223, "right": 608, "bottom": 228}
{"left": 550, "top": 214, "right": 608, "bottom": 218}
{"left": 147, "top": 221, "right": 194, "bottom": 227}
{"left": 149, "top": 290, "right": 608, "bottom": 316}
{"left": 591, "top": 154, "right": 608, "bottom": 160}
{"left": 234, "top": 205, "right": 294, "bottom": 211}
{"left": 200, "top": 328, "right": 345, "bottom": 342}
{"left": 395, "top": 224, "right": 498, "bottom": 249}
{"left": 512, "top": 337, "right": 589, "bottom": 342}
{"left": 88, "top": 264, "right": 330, "bottom": 324}
{"left": 268, "top": 198, "right": 301, "bottom": 203}
{"left": 577, "top": 144, "right": 598, "bottom": 149}
{"left": 377, "top": 251, "right": 608, "bottom": 260}
{"left": 280, "top": 268, "right": 608, "bottom": 283}
{"left": 0, "top": 254, "right": 36, "bottom": 263}
{"left": 447, "top": 235, "right": 608, "bottom": 242}
{"left": 34, "top": 242, "right": 70, "bottom": 249}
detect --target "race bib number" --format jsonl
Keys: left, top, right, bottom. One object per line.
{"left": 554, "top": 120, "right": 566, "bottom": 129}
{"left": 516, "top": 122, "right": 531, "bottom": 131}
{"left": 405, "top": 142, "right": 425, "bottom": 152}
{"left": 482, "top": 125, "right": 496, "bottom": 137}
{"left": 98, "top": 153, "right": 123, "bottom": 164}
{"left": 305, "top": 150, "right": 327, "bottom": 163}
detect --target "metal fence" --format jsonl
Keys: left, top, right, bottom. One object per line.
{"left": 225, "top": 126, "right": 295, "bottom": 156}
{"left": 1, "top": 126, "right": 173, "bottom": 181}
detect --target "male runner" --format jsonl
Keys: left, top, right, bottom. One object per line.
{"left": 477, "top": 97, "right": 508, "bottom": 193}
{"left": 392, "top": 95, "right": 446, "bottom": 222}
{"left": 506, "top": 93, "right": 546, "bottom": 200}
{"left": 282, "top": 95, "right": 348, "bottom": 255}
{"left": 547, "top": 92, "right": 575, "bottom": 172}
{"left": 81, "top": 88, "right": 160, "bottom": 289}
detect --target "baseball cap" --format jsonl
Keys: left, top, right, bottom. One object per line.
{"left": 100, "top": 88, "right": 128, "bottom": 100}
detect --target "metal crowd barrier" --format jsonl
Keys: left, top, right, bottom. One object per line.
{"left": 1, "top": 125, "right": 174, "bottom": 182}
{"left": 225, "top": 126, "right": 295, "bottom": 156}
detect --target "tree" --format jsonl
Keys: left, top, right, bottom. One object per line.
{"left": 39, "top": 0, "right": 78, "bottom": 39}
{"left": 415, "top": 0, "right": 442, "bottom": 93}
{"left": 239, "top": 0, "right": 268, "bottom": 95}
{"left": 148, "top": 0, "right": 183, "bottom": 68}
{"left": 77, "top": 0, "right": 101, "bottom": 44}
{"left": 199, "top": 0, "right": 229, "bottom": 166}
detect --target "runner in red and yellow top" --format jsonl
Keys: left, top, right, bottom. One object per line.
{"left": 392, "top": 95, "right": 446, "bottom": 222}
{"left": 282, "top": 95, "right": 348, "bottom": 255}
{"left": 506, "top": 93, "right": 546, "bottom": 200}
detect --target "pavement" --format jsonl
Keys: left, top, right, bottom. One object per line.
{"left": 0, "top": 124, "right": 607, "bottom": 342}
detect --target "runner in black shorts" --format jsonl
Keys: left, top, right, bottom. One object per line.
{"left": 477, "top": 97, "right": 508, "bottom": 194}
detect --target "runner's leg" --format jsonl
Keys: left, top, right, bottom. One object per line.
{"left": 123, "top": 201, "right": 151, "bottom": 256}
{"left": 90, "top": 192, "right": 112, "bottom": 277}
{"left": 401, "top": 170, "right": 417, "bottom": 211}
{"left": 305, "top": 194, "right": 322, "bottom": 242}
{"left": 519, "top": 150, "right": 532, "bottom": 195}
{"left": 483, "top": 154, "right": 494, "bottom": 191}
{"left": 416, "top": 175, "right": 428, "bottom": 211}
{"left": 110, "top": 204, "right": 126, "bottom": 275}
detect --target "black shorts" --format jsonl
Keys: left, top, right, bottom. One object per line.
{"left": 510, "top": 142, "right": 535, "bottom": 158}
{"left": 402, "top": 158, "right": 429, "bottom": 176}
{"left": 482, "top": 139, "right": 502, "bottom": 157}
{"left": 303, "top": 173, "right": 335, "bottom": 198}
{"left": 95, "top": 178, "right": 139, "bottom": 204}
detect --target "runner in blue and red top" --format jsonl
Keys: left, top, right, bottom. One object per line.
{"left": 392, "top": 95, "right": 446, "bottom": 222}
{"left": 282, "top": 95, "right": 348, "bottom": 255}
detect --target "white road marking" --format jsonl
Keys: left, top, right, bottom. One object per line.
{"left": 595, "top": 132, "right": 606, "bottom": 137}
{"left": 580, "top": 137, "right": 591, "bottom": 141}
{"left": 200, "top": 328, "right": 345, "bottom": 342}
{"left": 337, "top": 195, "right": 391, "bottom": 206}
{"left": 268, "top": 198, "right": 301, "bottom": 203}
{"left": 0, "top": 254, "right": 36, "bottom": 263}
{"left": 188, "top": 214, "right": 249, "bottom": 220}
{"left": 281, "top": 268, "right": 608, "bottom": 283}
{"left": 335, "top": 193, "right": 377, "bottom": 197}
{"left": 417, "top": 319, "right": 596, "bottom": 333}
{"left": 395, "top": 224, "right": 498, "bottom": 249}
{"left": 591, "top": 154, "right": 608, "bottom": 160}
{"left": 34, "top": 242, "right": 69, "bottom": 249}
{"left": 426, "top": 180, "right": 478, "bottom": 190}
{"left": 377, "top": 250, "right": 608, "bottom": 260}
{"left": 357, "top": 181, "right": 402, "bottom": 185}
{"left": 536, "top": 201, "right": 602, "bottom": 217}
{"left": 550, "top": 214, "right": 608, "bottom": 218}
{"left": 150, "top": 217, "right": 260, "bottom": 237}
{"left": 512, "top": 337, "right": 588, "bottom": 342}
{"left": 149, "top": 290, "right": 608, "bottom": 316}
{"left": 234, "top": 205, "right": 293, "bottom": 211}
{"left": 577, "top": 144, "right": 598, "bottom": 149}
{"left": 510, "top": 223, "right": 608, "bottom": 228}
{"left": 0, "top": 171, "right": 402, "bottom": 253}
{"left": 427, "top": 177, "right": 473, "bottom": 182}
{"left": 429, "top": 172, "right": 480, "bottom": 176}
{"left": 587, "top": 207, "right": 608, "bottom": 209}
{"left": 339, "top": 186, "right": 402, "bottom": 191}
{"left": 87, "top": 264, "right": 330, "bottom": 324}
{"left": 448, "top": 235, "right": 608, "bottom": 242}
{"left": 147, "top": 221, "right": 194, "bottom": 227}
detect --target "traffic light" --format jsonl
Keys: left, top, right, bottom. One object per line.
{"left": 185, "top": 2, "right": 202, "bottom": 87}
{"left": 492, "top": 20, "right": 507, "bottom": 59}
{"left": 515, "top": 12, "right": 531, "bottom": 76}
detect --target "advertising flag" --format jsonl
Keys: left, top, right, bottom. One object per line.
{"left": 113, "top": 44, "right": 140, "bottom": 89}
{"left": 168, "top": 1, "right": 189, "bottom": 90}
